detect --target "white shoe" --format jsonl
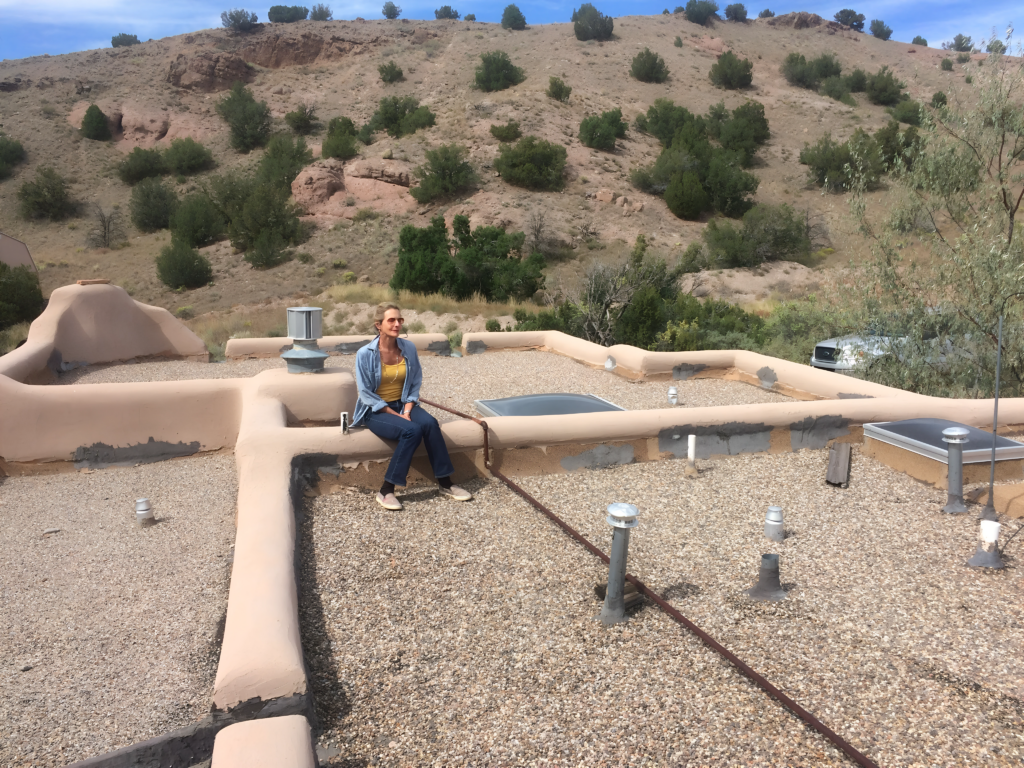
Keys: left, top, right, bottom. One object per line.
{"left": 439, "top": 484, "right": 472, "bottom": 501}
{"left": 376, "top": 492, "right": 403, "bottom": 510}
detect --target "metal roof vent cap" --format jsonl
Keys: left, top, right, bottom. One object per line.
{"left": 599, "top": 503, "right": 640, "bottom": 626}
{"left": 764, "top": 506, "right": 784, "bottom": 542}
{"left": 135, "top": 498, "right": 155, "bottom": 528}
{"left": 942, "top": 427, "right": 970, "bottom": 514}
{"left": 668, "top": 386, "right": 678, "bottom": 406}
{"left": 282, "top": 307, "right": 329, "bottom": 373}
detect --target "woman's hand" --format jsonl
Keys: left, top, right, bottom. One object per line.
{"left": 386, "top": 405, "right": 413, "bottom": 421}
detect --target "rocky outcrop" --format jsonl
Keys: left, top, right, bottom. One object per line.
{"left": 345, "top": 159, "right": 412, "bottom": 187}
{"left": 237, "top": 33, "right": 368, "bottom": 68}
{"left": 120, "top": 103, "right": 169, "bottom": 146}
{"left": 166, "top": 52, "right": 253, "bottom": 92}
{"left": 291, "top": 159, "right": 347, "bottom": 212}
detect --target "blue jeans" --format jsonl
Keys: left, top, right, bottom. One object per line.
{"left": 364, "top": 401, "right": 455, "bottom": 486}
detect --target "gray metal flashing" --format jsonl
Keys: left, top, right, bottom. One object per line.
{"left": 658, "top": 422, "right": 772, "bottom": 459}
{"left": 73, "top": 438, "right": 202, "bottom": 469}
{"left": 425, "top": 340, "right": 452, "bottom": 356}
{"left": 560, "top": 444, "right": 635, "bottom": 471}
{"left": 672, "top": 363, "right": 706, "bottom": 381}
{"left": 864, "top": 418, "right": 1024, "bottom": 465}
{"left": 790, "top": 415, "right": 850, "bottom": 451}
{"left": 756, "top": 366, "right": 778, "bottom": 389}
{"left": 474, "top": 393, "right": 626, "bottom": 418}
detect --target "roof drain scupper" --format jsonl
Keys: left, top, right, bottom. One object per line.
{"left": 418, "top": 397, "right": 881, "bottom": 768}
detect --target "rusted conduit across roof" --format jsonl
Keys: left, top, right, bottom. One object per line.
{"left": 419, "top": 397, "right": 880, "bottom": 768}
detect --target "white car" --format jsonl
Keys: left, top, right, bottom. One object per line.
{"left": 810, "top": 334, "right": 893, "bottom": 374}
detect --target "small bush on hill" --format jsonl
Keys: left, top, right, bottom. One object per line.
{"left": 709, "top": 50, "right": 753, "bottom": 89}
{"left": 0, "top": 134, "right": 27, "bottom": 180}
{"left": 685, "top": 0, "right": 719, "bottom": 26}
{"left": 572, "top": 3, "right": 614, "bottom": 41}
{"left": 221, "top": 9, "right": 259, "bottom": 31}
{"left": 410, "top": 144, "right": 477, "bottom": 203}
{"left": 724, "top": 3, "right": 746, "bottom": 21}
{"left": 888, "top": 99, "right": 922, "bottom": 126}
{"left": 940, "top": 58, "right": 953, "bottom": 71}
{"left": 833, "top": 9, "right": 864, "bottom": 31}
{"left": 476, "top": 51, "right": 526, "bottom": 92}
{"left": 865, "top": 66, "right": 905, "bottom": 105}
{"left": 268, "top": 5, "right": 308, "bottom": 22}
{"left": 781, "top": 52, "right": 841, "bottom": 90}
{"left": 217, "top": 82, "right": 272, "bottom": 152}
{"left": 987, "top": 39, "right": 1006, "bottom": 54}
{"left": 310, "top": 4, "right": 332, "bottom": 20}
{"left": 684, "top": 203, "right": 810, "bottom": 269}
{"left": 873, "top": 120, "right": 921, "bottom": 170}
{"left": 322, "top": 117, "right": 359, "bottom": 159}
{"left": 156, "top": 239, "right": 213, "bottom": 289}
{"left": 17, "top": 167, "right": 75, "bottom": 220}
{"left": 81, "top": 104, "right": 111, "bottom": 141}
{"left": 844, "top": 68, "right": 867, "bottom": 91}
{"left": 547, "top": 76, "right": 572, "bottom": 102}
{"left": 111, "top": 33, "right": 140, "bottom": 47}
{"left": 490, "top": 121, "right": 522, "bottom": 142}
{"left": 631, "top": 48, "right": 669, "bottom": 83}
{"left": 930, "top": 91, "right": 947, "bottom": 108}
{"left": 0, "top": 263, "right": 44, "bottom": 331}
{"left": 118, "top": 148, "right": 166, "bottom": 185}
{"left": 256, "top": 135, "right": 312, "bottom": 191}
{"left": 674, "top": 35, "right": 683, "bottom": 46}
{"left": 944, "top": 34, "right": 972, "bottom": 52}
{"left": 285, "top": 103, "right": 319, "bottom": 134}
{"left": 502, "top": 4, "right": 526, "bottom": 29}
{"left": 912, "top": 35, "right": 927, "bottom": 46}
{"left": 956, "top": 52, "right": 971, "bottom": 64}
{"left": 382, "top": 2, "right": 400, "bottom": 18}
{"left": 664, "top": 171, "right": 707, "bottom": 219}
{"left": 494, "top": 136, "right": 567, "bottom": 190}
{"left": 363, "top": 96, "right": 435, "bottom": 139}
{"left": 870, "top": 19, "right": 892, "bottom": 40}
{"left": 170, "top": 193, "right": 225, "bottom": 247}
{"left": 820, "top": 76, "right": 854, "bottom": 105}
{"left": 579, "top": 108, "right": 627, "bottom": 151}
{"left": 379, "top": 61, "right": 403, "bottom": 83}
{"left": 130, "top": 178, "right": 178, "bottom": 232}
{"left": 391, "top": 214, "right": 544, "bottom": 301}
{"left": 758, "top": 8, "right": 774, "bottom": 17}
{"left": 799, "top": 130, "right": 881, "bottom": 191}
{"left": 435, "top": 5, "right": 460, "bottom": 19}
{"left": 464, "top": 13, "right": 476, "bottom": 20}
{"left": 214, "top": 178, "right": 303, "bottom": 260}
{"left": 163, "top": 138, "right": 215, "bottom": 176}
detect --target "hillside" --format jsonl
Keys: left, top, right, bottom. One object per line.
{"left": 0, "top": 12, "right": 978, "bottom": 318}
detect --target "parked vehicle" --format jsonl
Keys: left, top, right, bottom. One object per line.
{"left": 810, "top": 333, "right": 893, "bottom": 374}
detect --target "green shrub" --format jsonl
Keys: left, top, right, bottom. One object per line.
{"left": 130, "top": 178, "right": 178, "bottom": 232}
{"left": 17, "top": 167, "right": 75, "bottom": 220}
{"left": 256, "top": 135, "right": 312, "bottom": 191}
{"left": 674, "top": 36, "right": 683, "bottom": 47}
{"left": 111, "top": 33, "right": 140, "bottom": 47}
{"left": 213, "top": 177, "right": 304, "bottom": 257}
{"left": 873, "top": 120, "right": 921, "bottom": 170}
{"left": 571, "top": 3, "right": 613, "bottom": 41}
{"left": 156, "top": 239, "right": 213, "bottom": 289}
{"left": 410, "top": 144, "right": 477, "bottom": 203}
{"left": 363, "top": 96, "right": 436, "bottom": 139}
{"left": 631, "top": 48, "right": 669, "bottom": 83}
{"left": 833, "top": 8, "right": 864, "bottom": 31}
{"left": 490, "top": 121, "right": 522, "bottom": 142}
{"left": 946, "top": 33, "right": 972, "bottom": 52}
{"left": 464, "top": 13, "right": 476, "bottom": 20}
{"left": 698, "top": 203, "right": 810, "bottom": 268}
{"left": 379, "top": 61, "right": 404, "bottom": 83}
{"left": 0, "top": 263, "right": 44, "bottom": 331}
{"left": 987, "top": 39, "right": 1006, "bottom": 54}
{"left": 435, "top": 5, "right": 460, "bottom": 19}
{"left": 501, "top": 3, "right": 526, "bottom": 29}
{"left": 870, "top": 19, "right": 892, "bottom": 40}
{"left": 685, "top": 0, "right": 718, "bottom": 25}
{"left": 940, "top": 58, "right": 953, "bottom": 71}
{"left": 800, "top": 130, "right": 881, "bottom": 191}
{"left": 285, "top": 103, "right": 319, "bottom": 134}
{"left": 163, "top": 137, "right": 215, "bottom": 176}
{"left": 81, "top": 104, "right": 111, "bottom": 141}
{"left": 630, "top": 146, "right": 696, "bottom": 194}
{"left": 217, "top": 82, "right": 272, "bottom": 152}
{"left": 391, "top": 214, "right": 544, "bottom": 301}
{"left": 705, "top": 151, "right": 759, "bottom": 217}
{"left": 635, "top": 98, "right": 702, "bottom": 146}
{"left": 930, "top": 91, "right": 947, "bottom": 108}
{"left": 0, "top": 134, "right": 27, "bottom": 180}
{"left": 245, "top": 230, "right": 290, "bottom": 269}
{"left": 170, "top": 193, "right": 225, "bottom": 247}
{"left": 758, "top": 8, "right": 774, "bottom": 17}
{"left": 956, "top": 52, "right": 971, "bottom": 64}
{"left": 865, "top": 66, "right": 905, "bottom": 106}
{"left": 781, "top": 52, "right": 841, "bottom": 90}
{"left": 268, "top": 5, "right": 309, "bottom": 22}
{"left": 382, "top": 1, "right": 400, "bottom": 18}
{"left": 724, "top": 3, "right": 746, "bottom": 21}
{"left": 311, "top": 3, "right": 333, "bottom": 20}
{"left": 844, "top": 68, "right": 867, "bottom": 92}
{"left": 820, "top": 76, "right": 854, "bottom": 105}
{"left": 547, "top": 76, "right": 572, "bottom": 102}
{"left": 494, "top": 136, "right": 567, "bottom": 190}
{"left": 888, "top": 99, "right": 922, "bottom": 126}
{"left": 664, "top": 171, "right": 707, "bottom": 219}
{"left": 709, "top": 50, "right": 753, "bottom": 89}
{"left": 485, "top": 318, "right": 501, "bottom": 332}
{"left": 221, "top": 9, "right": 259, "bottom": 31}
{"left": 322, "top": 131, "right": 358, "bottom": 159}
{"left": 912, "top": 35, "right": 927, "bottom": 46}
{"left": 327, "top": 116, "right": 356, "bottom": 137}
{"left": 475, "top": 51, "right": 526, "bottom": 92}
{"left": 117, "top": 147, "right": 166, "bottom": 185}
{"left": 578, "top": 108, "right": 627, "bottom": 151}
{"left": 964, "top": 74, "right": 973, "bottom": 84}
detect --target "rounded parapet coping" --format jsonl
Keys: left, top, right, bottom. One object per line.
{"left": 253, "top": 368, "right": 358, "bottom": 423}
{"left": 211, "top": 715, "right": 315, "bottom": 768}
{"left": 225, "top": 333, "right": 451, "bottom": 360}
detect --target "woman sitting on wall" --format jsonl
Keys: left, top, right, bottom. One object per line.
{"left": 354, "top": 302, "right": 473, "bottom": 510}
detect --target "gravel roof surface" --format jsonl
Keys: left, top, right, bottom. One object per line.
{"left": 0, "top": 455, "right": 237, "bottom": 767}
{"left": 300, "top": 448, "right": 1023, "bottom": 767}
{"left": 55, "top": 351, "right": 793, "bottom": 418}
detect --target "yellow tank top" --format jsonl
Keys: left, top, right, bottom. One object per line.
{"left": 376, "top": 358, "right": 406, "bottom": 403}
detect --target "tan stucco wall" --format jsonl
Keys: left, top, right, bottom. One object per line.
{"left": 211, "top": 715, "right": 315, "bottom": 768}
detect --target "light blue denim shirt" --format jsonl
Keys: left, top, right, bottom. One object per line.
{"left": 352, "top": 336, "right": 423, "bottom": 426}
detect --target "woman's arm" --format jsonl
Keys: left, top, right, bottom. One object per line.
{"left": 403, "top": 342, "right": 423, "bottom": 403}
{"left": 355, "top": 347, "right": 389, "bottom": 414}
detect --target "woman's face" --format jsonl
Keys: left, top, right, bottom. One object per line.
{"left": 377, "top": 308, "right": 404, "bottom": 339}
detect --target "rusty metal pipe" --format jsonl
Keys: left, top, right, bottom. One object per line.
{"left": 418, "top": 397, "right": 880, "bottom": 768}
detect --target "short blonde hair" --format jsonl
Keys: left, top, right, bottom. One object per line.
{"left": 373, "top": 302, "right": 402, "bottom": 330}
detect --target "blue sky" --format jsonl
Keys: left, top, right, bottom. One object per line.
{"left": 0, "top": 0, "right": 1015, "bottom": 61}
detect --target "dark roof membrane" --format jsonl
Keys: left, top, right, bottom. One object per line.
{"left": 474, "top": 393, "right": 625, "bottom": 418}
{"left": 865, "top": 418, "right": 1024, "bottom": 464}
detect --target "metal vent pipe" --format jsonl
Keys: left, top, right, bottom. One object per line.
{"left": 598, "top": 503, "right": 639, "bottom": 625}
{"left": 942, "top": 427, "right": 969, "bottom": 514}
